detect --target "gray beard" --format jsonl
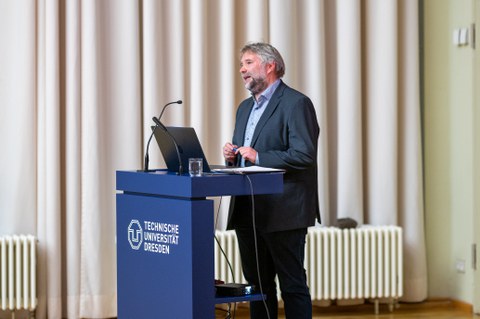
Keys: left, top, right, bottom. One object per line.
{"left": 246, "top": 77, "right": 268, "bottom": 96}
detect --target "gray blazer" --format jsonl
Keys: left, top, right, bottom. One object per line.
{"left": 227, "top": 81, "right": 320, "bottom": 233}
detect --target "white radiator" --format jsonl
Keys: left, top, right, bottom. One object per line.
{"left": 0, "top": 235, "right": 37, "bottom": 316}
{"left": 215, "top": 226, "right": 403, "bottom": 309}
{"left": 305, "top": 226, "right": 403, "bottom": 302}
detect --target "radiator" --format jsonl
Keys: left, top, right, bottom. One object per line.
{"left": 0, "top": 235, "right": 37, "bottom": 317}
{"left": 214, "top": 226, "right": 403, "bottom": 311}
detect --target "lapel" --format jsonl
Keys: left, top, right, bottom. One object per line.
{"left": 236, "top": 99, "right": 254, "bottom": 143}
{"left": 250, "top": 81, "right": 286, "bottom": 147}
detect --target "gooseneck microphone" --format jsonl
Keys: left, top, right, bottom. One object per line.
{"left": 143, "top": 100, "right": 183, "bottom": 172}
{"left": 158, "top": 100, "right": 182, "bottom": 121}
{"left": 152, "top": 117, "right": 184, "bottom": 175}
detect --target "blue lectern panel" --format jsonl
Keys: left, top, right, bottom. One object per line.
{"left": 116, "top": 170, "right": 284, "bottom": 198}
{"left": 117, "top": 193, "right": 214, "bottom": 318}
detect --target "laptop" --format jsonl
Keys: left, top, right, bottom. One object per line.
{"left": 152, "top": 126, "right": 284, "bottom": 175}
{"left": 152, "top": 126, "right": 212, "bottom": 174}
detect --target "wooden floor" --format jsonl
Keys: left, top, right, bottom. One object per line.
{"left": 215, "top": 299, "right": 479, "bottom": 318}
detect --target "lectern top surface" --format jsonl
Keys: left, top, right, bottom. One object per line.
{"left": 116, "top": 170, "right": 284, "bottom": 198}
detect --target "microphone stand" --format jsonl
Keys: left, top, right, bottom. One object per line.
{"left": 152, "top": 117, "right": 183, "bottom": 175}
{"left": 143, "top": 100, "right": 182, "bottom": 172}
{"left": 143, "top": 126, "right": 157, "bottom": 172}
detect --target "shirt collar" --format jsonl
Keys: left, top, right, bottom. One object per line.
{"left": 253, "top": 79, "right": 281, "bottom": 105}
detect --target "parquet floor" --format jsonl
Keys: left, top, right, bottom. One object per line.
{"left": 215, "top": 299, "right": 479, "bottom": 319}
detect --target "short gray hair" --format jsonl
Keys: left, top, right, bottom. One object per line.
{"left": 240, "top": 42, "right": 285, "bottom": 78}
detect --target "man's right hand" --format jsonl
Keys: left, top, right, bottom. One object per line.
{"left": 223, "top": 142, "right": 238, "bottom": 164}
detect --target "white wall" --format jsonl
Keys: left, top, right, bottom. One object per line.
{"left": 424, "top": 0, "right": 476, "bottom": 303}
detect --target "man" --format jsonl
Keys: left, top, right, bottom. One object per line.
{"left": 223, "top": 42, "right": 320, "bottom": 319}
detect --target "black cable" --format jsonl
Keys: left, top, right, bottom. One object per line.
{"left": 244, "top": 174, "right": 271, "bottom": 319}
{"left": 213, "top": 196, "right": 237, "bottom": 318}
{"left": 214, "top": 196, "right": 223, "bottom": 230}
{"left": 214, "top": 197, "right": 236, "bottom": 283}
{"left": 214, "top": 174, "right": 271, "bottom": 318}
{"left": 213, "top": 236, "right": 236, "bottom": 284}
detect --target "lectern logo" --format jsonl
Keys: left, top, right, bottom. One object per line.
{"left": 128, "top": 219, "right": 143, "bottom": 250}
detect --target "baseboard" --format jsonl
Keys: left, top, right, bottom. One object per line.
{"left": 450, "top": 299, "right": 474, "bottom": 312}
{"left": 309, "top": 298, "right": 473, "bottom": 314}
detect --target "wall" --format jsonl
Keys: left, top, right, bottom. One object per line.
{"left": 423, "top": 0, "right": 476, "bottom": 303}
{"left": 473, "top": 0, "right": 480, "bottom": 312}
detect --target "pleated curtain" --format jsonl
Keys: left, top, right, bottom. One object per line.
{"left": 0, "top": 0, "right": 426, "bottom": 317}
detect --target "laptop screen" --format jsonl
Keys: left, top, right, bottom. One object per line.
{"left": 152, "top": 126, "right": 211, "bottom": 173}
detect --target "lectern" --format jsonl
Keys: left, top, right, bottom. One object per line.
{"left": 116, "top": 170, "right": 283, "bottom": 318}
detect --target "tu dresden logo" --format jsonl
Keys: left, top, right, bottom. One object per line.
{"left": 128, "top": 219, "right": 143, "bottom": 250}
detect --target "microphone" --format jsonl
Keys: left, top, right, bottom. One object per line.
{"left": 143, "top": 100, "right": 182, "bottom": 172}
{"left": 158, "top": 100, "right": 182, "bottom": 121}
{"left": 152, "top": 116, "right": 184, "bottom": 175}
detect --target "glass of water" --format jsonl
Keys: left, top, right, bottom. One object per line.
{"left": 188, "top": 158, "right": 203, "bottom": 177}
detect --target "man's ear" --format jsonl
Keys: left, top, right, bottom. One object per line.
{"left": 266, "top": 62, "right": 276, "bottom": 75}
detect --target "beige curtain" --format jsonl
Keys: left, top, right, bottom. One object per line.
{"left": 0, "top": 0, "right": 426, "bottom": 317}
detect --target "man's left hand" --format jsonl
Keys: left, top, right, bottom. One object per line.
{"left": 237, "top": 146, "right": 257, "bottom": 164}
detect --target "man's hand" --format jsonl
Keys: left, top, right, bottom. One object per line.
{"left": 223, "top": 142, "right": 238, "bottom": 164}
{"left": 237, "top": 146, "right": 257, "bottom": 164}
